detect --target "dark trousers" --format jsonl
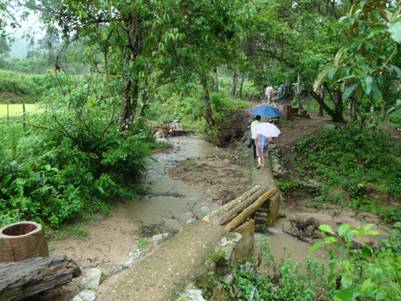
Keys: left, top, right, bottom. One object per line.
{"left": 250, "top": 139, "right": 256, "bottom": 159}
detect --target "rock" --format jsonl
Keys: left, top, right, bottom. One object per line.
{"left": 185, "top": 289, "right": 206, "bottom": 301}
{"left": 211, "top": 283, "right": 229, "bottom": 301}
{"left": 234, "top": 219, "right": 255, "bottom": 261}
{"left": 79, "top": 268, "right": 103, "bottom": 291}
{"left": 266, "top": 194, "right": 280, "bottom": 226}
{"left": 218, "top": 233, "right": 242, "bottom": 261}
{"left": 150, "top": 233, "right": 169, "bottom": 245}
{"left": 122, "top": 249, "right": 144, "bottom": 269}
{"left": 107, "top": 264, "right": 125, "bottom": 276}
{"left": 223, "top": 273, "right": 234, "bottom": 286}
{"left": 72, "top": 290, "right": 96, "bottom": 301}
{"left": 163, "top": 218, "right": 183, "bottom": 233}
{"left": 195, "top": 206, "right": 211, "bottom": 219}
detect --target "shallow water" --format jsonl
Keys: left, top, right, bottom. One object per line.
{"left": 120, "top": 136, "right": 222, "bottom": 228}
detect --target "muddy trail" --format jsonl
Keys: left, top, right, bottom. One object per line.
{"left": 39, "top": 116, "right": 387, "bottom": 300}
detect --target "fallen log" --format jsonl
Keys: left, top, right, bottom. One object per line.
{"left": 225, "top": 187, "right": 279, "bottom": 231}
{"left": 203, "top": 185, "right": 261, "bottom": 224}
{"left": 214, "top": 187, "right": 270, "bottom": 226}
{"left": 0, "top": 255, "right": 81, "bottom": 301}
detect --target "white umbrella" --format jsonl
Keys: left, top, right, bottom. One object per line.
{"left": 255, "top": 122, "right": 281, "bottom": 138}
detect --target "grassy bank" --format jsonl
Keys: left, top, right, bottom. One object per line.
{"left": 280, "top": 124, "right": 401, "bottom": 223}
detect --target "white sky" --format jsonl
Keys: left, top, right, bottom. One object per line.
{"left": 9, "top": 10, "right": 45, "bottom": 58}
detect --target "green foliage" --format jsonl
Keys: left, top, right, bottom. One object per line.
{"left": 315, "top": 0, "right": 401, "bottom": 123}
{"left": 0, "top": 70, "right": 52, "bottom": 103}
{"left": 310, "top": 224, "right": 401, "bottom": 301}
{"left": 0, "top": 75, "right": 153, "bottom": 228}
{"left": 295, "top": 125, "right": 401, "bottom": 222}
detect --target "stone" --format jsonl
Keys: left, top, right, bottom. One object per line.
{"left": 185, "top": 289, "right": 206, "bottom": 301}
{"left": 266, "top": 194, "right": 280, "bottom": 226}
{"left": 121, "top": 249, "right": 144, "bottom": 269}
{"left": 72, "top": 290, "right": 96, "bottom": 301}
{"left": 195, "top": 206, "right": 211, "bottom": 219}
{"left": 223, "top": 273, "right": 234, "bottom": 286}
{"left": 150, "top": 233, "right": 169, "bottom": 245}
{"left": 163, "top": 218, "right": 183, "bottom": 233}
{"left": 79, "top": 268, "right": 103, "bottom": 291}
{"left": 234, "top": 219, "right": 255, "bottom": 261}
{"left": 211, "top": 283, "right": 229, "bottom": 301}
{"left": 218, "top": 233, "right": 242, "bottom": 261}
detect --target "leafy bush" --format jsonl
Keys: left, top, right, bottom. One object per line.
{"left": 295, "top": 125, "right": 401, "bottom": 222}
{"left": 0, "top": 77, "right": 153, "bottom": 228}
{"left": 310, "top": 224, "right": 401, "bottom": 301}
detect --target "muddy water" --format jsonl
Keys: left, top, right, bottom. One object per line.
{"left": 120, "top": 136, "right": 222, "bottom": 229}
{"left": 46, "top": 136, "right": 223, "bottom": 301}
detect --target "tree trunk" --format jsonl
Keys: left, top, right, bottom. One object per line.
{"left": 0, "top": 255, "right": 81, "bottom": 301}
{"left": 296, "top": 74, "right": 303, "bottom": 112}
{"left": 200, "top": 74, "right": 215, "bottom": 126}
{"left": 318, "top": 88, "right": 325, "bottom": 117}
{"left": 333, "top": 88, "right": 344, "bottom": 122}
{"left": 139, "top": 74, "right": 150, "bottom": 118}
{"left": 350, "top": 96, "right": 357, "bottom": 121}
{"left": 239, "top": 73, "right": 245, "bottom": 98}
{"left": 119, "top": 13, "right": 142, "bottom": 132}
{"left": 231, "top": 71, "right": 238, "bottom": 96}
{"left": 214, "top": 67, "right": 219, "bottom": 92}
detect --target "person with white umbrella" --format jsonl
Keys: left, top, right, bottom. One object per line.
{"left": 254, "top": 122, "right": 281, "bottom": 168}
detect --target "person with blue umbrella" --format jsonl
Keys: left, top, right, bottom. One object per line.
{"left": 250, "top": 105, "right": 282, "bottom": 118}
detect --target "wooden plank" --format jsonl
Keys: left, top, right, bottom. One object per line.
{"left": 224, "top": 187, "right": 278, "bottom": 231}
{"left": 203, "top": 185, "right": 261, "bottom": 224}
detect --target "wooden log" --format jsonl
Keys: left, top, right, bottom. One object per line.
{"left": 0, "top": 255, "right": 81, "bottom": 301}
{"left": 214, "top": 187, "right": 270, "bottom": 226}
{"left": 203, "top": 185, "right": 261, "bottom": 224}
{"left": 225, "top": 187, "right": 279, "bottom": 231}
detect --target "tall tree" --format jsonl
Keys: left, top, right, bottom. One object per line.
{"left": 157, "top": 0, "right": 250, "bottom": 126}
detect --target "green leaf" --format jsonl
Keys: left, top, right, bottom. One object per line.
{"left": 335, "top": 288, "right": 354, "bottom": 301}
{"left": 324, "top": 236, "right": 338, "bottom": 244}
{"left": 319, "top": 224, "right": 335, "bottom": 235}
{"left": 388, "top": 22, "right": 401, "bottom": 44}
{"left": 343, "top": 84, "right": 358, "bottom": 101}
{"left": 338, "top": 224, "right": 351, "bottom": 237}
{"left": 308, "top": 241, "right": 326, "bottom": 253}
{"left": 361, "top": 75, "right": 373, "bottom": 95}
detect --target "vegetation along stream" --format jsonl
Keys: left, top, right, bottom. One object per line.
{"left": 0, "top": 0, "right": 400, "bottom": 300}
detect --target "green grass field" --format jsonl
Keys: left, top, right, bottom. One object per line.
{"left": 0, "top": 104, "right": 40, "bottom": 118}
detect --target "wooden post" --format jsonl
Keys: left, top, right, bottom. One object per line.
{"left": 22, "top": 104, "right": 26, "bottom": 130}
{"left": 6, "top": 104, "right": 9, "bottom": 123}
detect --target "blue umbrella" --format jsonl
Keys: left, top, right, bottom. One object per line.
{"left": 250, "top": 105, "right": 282, "bottom": 118}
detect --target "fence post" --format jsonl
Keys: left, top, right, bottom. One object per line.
{"left": 6, "top": 103, "right": 9, "bottom": 123}
{"left": 22, "top": 103, "right": 26, "bottom": 130}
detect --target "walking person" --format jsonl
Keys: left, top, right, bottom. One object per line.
{"left": 249, "top": 115, "right": 261, "bottom": 160}
{"left": 265, "top": 85, "right": 274, "bottom": 104}
{"left": 255, "top": 133, "right": 270, "bottom": 169}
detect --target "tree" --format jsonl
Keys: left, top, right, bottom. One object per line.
{"left": 243, "top": 0, "right": 349, "bottom": 120}
{"left": 156, "top": 0, "right": 250, "bottom": 126}
{"left": 314, "top": 0, "right": 401, "bottom": 125}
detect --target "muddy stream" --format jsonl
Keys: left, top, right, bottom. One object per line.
{"left": 43, "top": 135, "right": 387, "bottom": 300}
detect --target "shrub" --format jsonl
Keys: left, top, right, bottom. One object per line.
{"left": 0, "top": 77, "right": 152, "bottom": 228}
